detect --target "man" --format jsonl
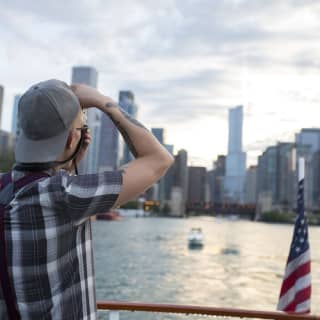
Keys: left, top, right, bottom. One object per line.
{"left": 0, "top": 79, "right": 173, "bottom": 319}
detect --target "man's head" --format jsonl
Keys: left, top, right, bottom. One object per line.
{"left": 15, "top": 79, "right": 84, "bottom": 171}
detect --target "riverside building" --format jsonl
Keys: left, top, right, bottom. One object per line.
{"left": 224, "top": 105, "right": 246, "bottom": 203}
{"left": 71, "top": 66, "right": 101, "bottom": 173}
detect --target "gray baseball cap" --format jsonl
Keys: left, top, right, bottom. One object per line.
{"left": 15, "top": 79, "right": 81, "bottom": 163}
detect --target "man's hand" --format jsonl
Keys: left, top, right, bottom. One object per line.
{"left": 70, "top": 84, "right": 107, "bottom": 109}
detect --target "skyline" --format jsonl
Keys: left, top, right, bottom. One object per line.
{"left": 1, "top": 1, "right": 320, "bottom": 168}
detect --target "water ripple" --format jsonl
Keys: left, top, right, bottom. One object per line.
{"left": 94, "top": 217, "right": 320, "bottom": 320}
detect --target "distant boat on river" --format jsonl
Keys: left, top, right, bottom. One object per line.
{"left": 188, "top": 228, "right": 204, "bottom": 248}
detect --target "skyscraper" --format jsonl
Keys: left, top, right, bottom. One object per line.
{"left": 11, "top": 95, "right": 21, "bottom": 136}
{"left": 256, "top": 142, "right": 297, "bottom": 211}
{"left": 98, "top": 114, "right": 119, "bottom": 171}
{"left": 256, "top": 146, "right": 277, "bottom": 202}
{"left": 225, "top": 105, "right": 246, "bottom": 203}
{"left": 296, "top": 128, "right": 320, "bottom": 210}
{"left": 152, "top": 128, "right": 164, "bottom": 144}
{"left": 0, "top": 130, "right": 15, "bottom": 155}
{"left": 296, "top": 128, "right": 320, "bottom": 153}
{"left": 173, "top": 149, "right": 188, "bottom": 196}
{"left": 277, "top": 143, "right": 296, "bottom": 209}
{"left": 71, "top": 66, "right": 98, "bottom": 87}
{"left": 71, "top": 66, "right": 100, "bottom": 173}
{"left": 163, "top": 144, "right": 174, "bottom": 200}
{"left": 244, "top": 165, "right": 257, "bottom": 204}
{"left": 170, "top": 149, "right": 188, "bottom": 216}
{"left": 0, "top": 85, "right": 4, "bottom": 128}
{"left": 146, "top": 142, "right": 174, "bottom": 203}
{"left": 164, "top": 144, "right": 174, "bottom": 155}
{"left": 151, "top": 128, "right": 166, "bottom": 201}
{"left": 119, "top": 91, "right": 137, "bottom": 165}
{"left": 187, "top": 166, "right": 207, "bottom": 205}
{"left": 208, "top": 155, "right": 226, "bottom": 204}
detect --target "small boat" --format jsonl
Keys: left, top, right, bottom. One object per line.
{"left": 228, "top": 214, "right": 239, "bottom": 221}
{"left": 188, "top": 228, "right": 204, "bottom": 248}
{"left": 96, "top": 211, "right": 122, "bottom": 221}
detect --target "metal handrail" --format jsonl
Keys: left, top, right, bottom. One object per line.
{"left": 97, "top": 301, "right": 320, "bottom": 319}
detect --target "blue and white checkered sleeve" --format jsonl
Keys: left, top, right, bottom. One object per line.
{"left": 58, "top": 170, "right": 123, "bottom": 220}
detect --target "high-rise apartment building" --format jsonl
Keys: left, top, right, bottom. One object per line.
{"left": 0, "top": 85, "right": 4, "bottom": 128}
{"left": 165, "top": 144, "right": 174, "bottom": 155}
{"left": 277, "top": 143, "right": 296, "bottom": 208}
{"left": 0, "top": 129, "right": 15, "bottom": 155}
{"left": 151, "top": 128, "right": 166, "bottom": 201}
{"left": 71, "top": 66, "right": 100, "bottom": 173}
{"left": 224, "top": 105, "right": 246, "bottom": 203}
{"left": 296, "top": 129, "right": 320, "bottom": 153}
{"left": 256, "top": 143, "right": 297, "bottom": 211}
{"left": 119, "top": 91, "right": 137, "bottom": 165}
{"left": 163, "top": 144, "right": 174, "bottom": 201}
{"left": 295, "top": 128, "right": 320, "bottom": 210}
{"left": 151, "top": 128, "right": 164, "bottom": 144}
{"left": 169, "top": 149, "right": 188, "bottom": 216}
{"left": 312, "top": 150, "right": 320, "bottom": 210}
{"left": 98, "top": 115, "right": 119, "bottom": 171}
{"left": 173, "top": 150, "right": 188, "bottom": 198}
{"left": 208, "top": 155, "right": 226, "bottom": 204}
{"left": 71, "top": 66, "right": 98, "bottom": 87}
{"left": 187, "top": 166, "right": 207, "bottom": 205}
{"left": 11, "top": 95, "right": 21, "bottom": 136}
{"left": 244, "top": 165, "right": 257, "bottom": 204}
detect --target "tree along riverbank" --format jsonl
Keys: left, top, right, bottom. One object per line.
{"left": 260, "top": 211, "right": 320, "bottom": 225}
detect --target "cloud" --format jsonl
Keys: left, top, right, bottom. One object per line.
{"left": 245, "top": 129, "right": 296, "bottom": 153}
{"left": 1, "top": 0, "right": 320, "bottom": 167}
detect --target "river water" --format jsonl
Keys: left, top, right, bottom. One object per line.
{"left": 93, "top": 217, "right": 320, "bottom": 319}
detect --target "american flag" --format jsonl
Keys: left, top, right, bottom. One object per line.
{"left": 277, "top": 176, "right": 311, "bottom": 313}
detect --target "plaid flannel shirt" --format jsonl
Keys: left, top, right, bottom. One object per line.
{"left": 0, "top": 168, "right": 122, "bottom": 320}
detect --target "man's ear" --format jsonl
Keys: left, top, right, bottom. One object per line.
{"left": 65, "top": 131, "right": 74, "bottom": 149}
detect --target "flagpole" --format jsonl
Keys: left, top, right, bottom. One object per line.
{"left": 277, "top": 155, "right": 311, "bottom": 313}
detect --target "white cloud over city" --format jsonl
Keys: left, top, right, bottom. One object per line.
{"left": 1, "top": 0, "right": 320, "bottom": 167}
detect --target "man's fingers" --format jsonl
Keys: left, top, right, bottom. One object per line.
{"left": 83, "top": 133, "right": 91, "bottom": 146}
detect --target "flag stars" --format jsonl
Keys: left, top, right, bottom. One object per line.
{"left": 295, "top": 247, "right": 301, "bottom": 253}
{"left": 300, "top": 238, "right": 304, "bottom": 243}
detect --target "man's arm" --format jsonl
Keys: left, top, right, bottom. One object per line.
{"left": 71, "top": 84, "right": 174, "bottom": 207}
{"left": 99, "top": 100, "right": 174, "bottom": 206}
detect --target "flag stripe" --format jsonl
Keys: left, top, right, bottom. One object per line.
{"left": 296, "top": 300, "right": 311, "bottom": 313}
{"left": 284, "top": 250, "right": 310, "bottom": 279}
{"left": 283, "top": 286, "right": 311, "bottom": 312}
{"left": 277, "top": 169, "right": 311, "bottom": 314}
{"left": 280, "top": 261, "right": 310, "bottom": 296}
{"left": 278, "top": 274, "right": 311, "bottom": 309}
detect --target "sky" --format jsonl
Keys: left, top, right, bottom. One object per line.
{"left": 1, "top": 0, "right": 320, "bottom": 168}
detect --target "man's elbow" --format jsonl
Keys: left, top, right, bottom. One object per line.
{"left": 166, "top": 153, "right": 175, "bottom": 168}
{"left": 155, "top": 153, "right": 174, "bottom": 177}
